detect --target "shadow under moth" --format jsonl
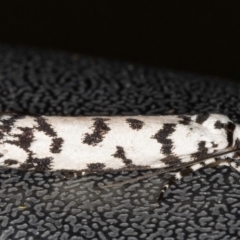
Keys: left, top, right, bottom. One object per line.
{"left": 1, "top": 112, "right": 240, "bottom": 201}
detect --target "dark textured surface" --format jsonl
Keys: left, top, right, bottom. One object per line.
{"left": 1, "top": 45, "right": 240, "bottom": 239}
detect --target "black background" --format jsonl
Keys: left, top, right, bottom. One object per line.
{"left": 0, "top": 1, "right": 240, "bottom": 81}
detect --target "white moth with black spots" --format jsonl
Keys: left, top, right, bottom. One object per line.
{"left": 1, "top": 112, "right": 240, "bottom": 200}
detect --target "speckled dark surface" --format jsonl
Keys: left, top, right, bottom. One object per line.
{"left": 0, "top": 45, "right": 240, "bottom": 239}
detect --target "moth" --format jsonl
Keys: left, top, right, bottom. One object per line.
{"left": 1, "top": 112, "right": 240, "bottom": 200}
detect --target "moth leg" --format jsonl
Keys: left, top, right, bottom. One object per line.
{"left": 157, "top": 168, "right": 193, "bottom": 202}
{"left": 157, "top": 174, "right": 177, "bottom": 202}
{"left": 157, "top": 165, "right": 199, "bottom": 202}
{"left": 157, "top": 158, "right": 223, "bottom": 202}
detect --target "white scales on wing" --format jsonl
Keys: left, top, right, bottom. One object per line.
{"left": 0, "top": 113, "right": 240, "bottom": 175}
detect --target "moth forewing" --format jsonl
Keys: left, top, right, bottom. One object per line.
{"left": 1, "top": 112, "right": 240, "bottom": 201}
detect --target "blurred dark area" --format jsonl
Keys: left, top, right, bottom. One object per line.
{"left": 0, "top": 1, "right": 240, "bottom": 81}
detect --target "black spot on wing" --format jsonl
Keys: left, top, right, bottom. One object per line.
{"left": 34, "top": 157, "right": 53, "bottom": 171}
{"left": 152, "top": 123, "right": 176, "bottom": 155}
{"left": 195, "top": 113, "right": 210, "bottom": 124}
{"left": 20, "top": 153, "right": 53, "bottom": 171}
{"left": 191, "top": 141, "right": 208, "bottom": 160}
{"left": 161, "top": 155, "right": 182, "bottom": 166}
{"left": 83, "top": 118, "right": 110, "bottom": 146}
{"left": 178, "top": 115, "right": 191, "bottom": 125}
{"left": 50, "top": 137, "right": 64, "bottom": 153}
{"left": 4, "top": 159, "right": 18, "bottom": 166}
{"left": 0, "top": 114, "right": 25, "bottom": 140}
{"left": 214, "top": 120, "right": 224, "bottom": 129}
{"left": 35, "top": 117, "right": 57, "bottom": 137}
{"left": 126, "top": 118, "right": 144, "bottom": 130}
{"left": 214, "top": 121, "right": 235, "bottom": 147}
{"left": 0, "top": 115, "right": 64, "bottom": 170}
{"left": 5, "top": 127, "right": 34, "bottom": 152}
{"left": 87, "top": 163, "right": 106, "bottom": 171}
{"left": 211, "top": 142, "right": 218, "bottom": 148}
{"left": 225, "top": 122, "right": 235, "bottom": 147}
{"left": 112, "top": 146, "right": 134, "bottom": 167}
{"left": 35, "top": 117, "right": 64, "bottom": 153}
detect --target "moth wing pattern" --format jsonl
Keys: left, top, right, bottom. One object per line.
{"left": 1, "top": 112, "right": 240, "bottom": 188}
